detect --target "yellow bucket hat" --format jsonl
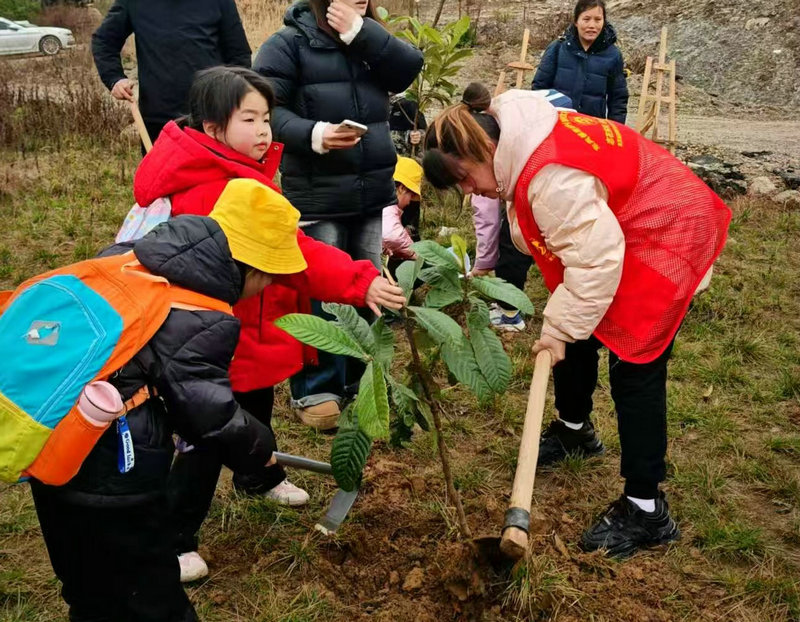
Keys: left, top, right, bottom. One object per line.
{"left": 209, "top": 178, "right": 307, "bottom": 274}
{"left": 394, "top": 156, "right": 423, "bottom": 197}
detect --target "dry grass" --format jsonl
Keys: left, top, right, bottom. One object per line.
{"left": 236, "top": 0, "right": 287, "bottom": 50}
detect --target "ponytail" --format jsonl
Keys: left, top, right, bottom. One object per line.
{"left": 423, "top": 82, "right": 500, "bottom": 189}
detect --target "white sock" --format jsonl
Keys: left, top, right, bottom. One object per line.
{"left": 627, "top": 496, "right": 656, "bottom": 513}
{"left": 561, "top": 419, "right": 584, "bottom": 431}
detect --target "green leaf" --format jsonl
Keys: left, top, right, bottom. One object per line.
{"left": 424, "top": 286, "right": 463, "bottom": 309}
{"left": 371, "top": 316, "right": 394, "bottom": 367}
{"left": 412, "top": 240, "right": 460, "bottom": 271}
{"left": 467, "top": 300, "right": 511, "bottom": 393}
{"left": 409, "top": 306, "right": 464, "bottom": 349}
{"left": 376, "top": 6, "right": 389, "bottom": 20}
{"left": 419, "top": 265, "right": 460, "bottom": 291}
{"left": 322, "top": 303, "right": 374, "bottom": 354}
{"left": 421, "top": 25, "right": 444, "bottom": 45}
{"left": 275, "top": 314, "right": 370, "bottom": 360}
{"left": 449, "top": 16, "right": 472, "bottom": 44}
{"left": 450, "top": 234, "right": 468, "bottom": 272}
{"left": 388, "top": 376, "right": 419, "bottom": 417}
{"left": 396, "top": 257, "right": 423, "bottom": 302}
{"left": 445, "top": 48, "right": 474, "bottom": 64}
{"left": 354, "top": 362, "right": 391, "bottom": 440}
{"left": 330, "top": 422, "right": 372, "bottom": 492}
{"left": 469, "top": 296, "right": 490, "bottom": 324}
{"left": 441, "top": 337, "right": 493, "bottom": 402}
{"left": 415, "top": 399, "right": 432, "bottom": 431}
{"left": 470, "top": 276, "right": 535, "bottom": 315}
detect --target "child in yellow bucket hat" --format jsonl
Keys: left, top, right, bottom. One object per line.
{"left": 209, "top": 178, "right": 308, "bottom": 277}
{"left": 382, "top": 157, "right": 423, "bottom": 260}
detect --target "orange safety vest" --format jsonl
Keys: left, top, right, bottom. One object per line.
{"left": 513, "top": 111, "right": 731, "bottom": 363}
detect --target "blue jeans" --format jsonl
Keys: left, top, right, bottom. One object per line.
{"left": 290, "top": 214, "right": 382, "bottom": 408}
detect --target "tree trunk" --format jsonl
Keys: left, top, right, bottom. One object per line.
{"left": 432, "top": 0, "right": 447, "bottom": 28}
{"left": 403, "top": 321, "right": 472, "bottom": 539}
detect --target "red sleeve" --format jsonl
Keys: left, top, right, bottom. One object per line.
{"left": 276, "top": 231, "right": 379, "bottom": 305}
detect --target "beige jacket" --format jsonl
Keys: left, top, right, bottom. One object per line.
{"left": 490, "top": 90, "right": 710, "bottom": 344}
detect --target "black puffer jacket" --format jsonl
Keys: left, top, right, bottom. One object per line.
{"left": 92, "top": 0, "right": 252, "bottom": 125}
{"left": 59, "top": 216, "right": 277, "bottom": 504}
{"left": 532, "top": 24, "right": 629, "bottom": 124}
{"left": 253, "top": 2, "right": 423, "bottom": 220}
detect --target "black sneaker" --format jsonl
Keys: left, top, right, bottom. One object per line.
{"left": 537, "top": 419, "right": 605, "bottom": 467}
{"left": 581, "top": 492, "right": 680, "bottom": 558}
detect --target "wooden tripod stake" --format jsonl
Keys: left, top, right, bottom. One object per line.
{"left": 636, "top": 26, "right": 677, "bottom": 153}
{"left": 495, "top": 28, "right": 534, "bottom": 96}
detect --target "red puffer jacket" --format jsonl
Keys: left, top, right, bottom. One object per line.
{"left": 134, "top": 121, "right": 379, "bottom": 391}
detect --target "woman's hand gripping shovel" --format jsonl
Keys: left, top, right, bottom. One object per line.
{"left": 472, "top": 349, "right": 552, "bottom": 567}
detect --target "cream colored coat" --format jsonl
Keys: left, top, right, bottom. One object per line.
{"left": 489, "top": 90, "right": 710, "bottom": 344}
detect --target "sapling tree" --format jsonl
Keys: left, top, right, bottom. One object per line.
{"left": 275, "top": 236, "right": 533, "bottom": 538}
{"left": 383, "top": 14, "right": 473, "bottom": 152}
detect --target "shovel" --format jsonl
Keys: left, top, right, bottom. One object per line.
{"left": 130, "top": 98, "right": 153, "bottom": 153}
{"left": 273, "top": 452, "right": 358, "bottom": 535}
{"left": 473, "top": 349, "right": 552, "bottom": 565}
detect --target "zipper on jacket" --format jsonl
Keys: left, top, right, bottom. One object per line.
{"left": 345, "top": 57, "right": 366, "bottom": 210}
{"left": 259, "top": 291, "right": 265, "bottom": 341}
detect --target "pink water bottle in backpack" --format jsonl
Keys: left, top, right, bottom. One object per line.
{"left": 77, "top": 381, "right": 124, "bottom": 426}
{"left": 25, "top": 382, "right": 126, "bottom": 485}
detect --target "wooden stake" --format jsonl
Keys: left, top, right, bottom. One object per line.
{"left": 636, "top": 26, "right": 678, "bottom": 152}
{"left": 668, "top": 58, "right": 677, "bottom": 153}
{"left": 515, "top": 28, "right": 530, "bottom": 88}
{"left": 494, "top": 70, "right": 506, "bottom": 97}
{"left": 494, "top": 28, "right": 534, "bottom": 97}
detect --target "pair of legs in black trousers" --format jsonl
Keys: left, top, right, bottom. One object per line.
{"left": 31, "top": 482, "right": 198, "bottom": 622}
{"left": 495, "top": 204, "right": 533, "bottom": 310}
{"left": 167, "top": 387, "right": 283, "bottom": 554}
{"left": 553, "top": 336, "right": 673, "bottom": 499}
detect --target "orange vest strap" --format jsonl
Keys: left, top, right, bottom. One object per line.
{"left": 168, "top": 287, "right": 233, "bottom": 315}
{"left": 123, "top": 385, "right": 155, "bottom": 413}
{"left": 117, "top": 256, "right": 233, "bottom": 315}
{"left": 0, "top": 290, "right": 13, "bottom": 313}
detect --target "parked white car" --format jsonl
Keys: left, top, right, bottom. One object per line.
{"left": 0, "top": 17, "right": 75, "bottom": 56}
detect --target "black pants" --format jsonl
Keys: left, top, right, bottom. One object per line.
{"left": 31, "top": 482, "right": 197, "bottom": 622}
{"left": 552, "top": 336, "right": 674, "bottom": 499}
{"left": 496, "top": 207, "right": 532, "bottom": 310}
{"left": 167, "top": 387, "right": 283, "bottom": 554}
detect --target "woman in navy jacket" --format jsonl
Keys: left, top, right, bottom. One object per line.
{"left": 533, "top": 0, "right": 628, "bottom": 124}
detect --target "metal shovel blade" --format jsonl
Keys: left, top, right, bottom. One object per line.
{"left": 314, "top": 488, "right": 359, "bottom": 535}
{"left": 273, "top": 452, "right": 358, "bottom": 535}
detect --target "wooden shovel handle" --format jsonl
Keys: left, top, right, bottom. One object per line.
{"left": 130, "top": 100, "right": 153, "bottom": 153}
{"left": 500, "top": 349, "right": 552, "bottom": 557}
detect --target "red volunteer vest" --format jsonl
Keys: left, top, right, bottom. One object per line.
{"left": 514, "top": 111, "right": 731, "bottom": 363}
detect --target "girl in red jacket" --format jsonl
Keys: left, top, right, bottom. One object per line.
{"left": 134, "top": 66, "right": 404, "bottom": 581}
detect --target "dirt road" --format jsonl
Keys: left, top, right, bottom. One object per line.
{"left": 678, "top": 115, "right": 800, "bottom": 158}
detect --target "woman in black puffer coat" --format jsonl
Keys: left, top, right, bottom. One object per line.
{"left": 533, "top": 0, "right": 628, "bottom": 124}
{"left": 253, "top": 0, "right": 422, "bottom": 427}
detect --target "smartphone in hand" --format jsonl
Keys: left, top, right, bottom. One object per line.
{"left": 334, "top": 119, "right": 368, "bottom": 136}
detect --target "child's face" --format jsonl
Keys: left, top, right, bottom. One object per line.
{"left": 396, "top": 184, "right": 419, "bottom": 210}
{"left": 241, "top": 269, "right": 274, "bottom": 300}
{"left": 209, "top": 90, "right": 272, "bottom": 161}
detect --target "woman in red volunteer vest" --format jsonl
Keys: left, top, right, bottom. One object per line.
{"left": 423, "top": 83, "right": 731, "bottom": 558}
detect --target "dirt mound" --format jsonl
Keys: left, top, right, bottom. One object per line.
{"left": 610, "top": 0, "right": 800, "bottom": 109}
